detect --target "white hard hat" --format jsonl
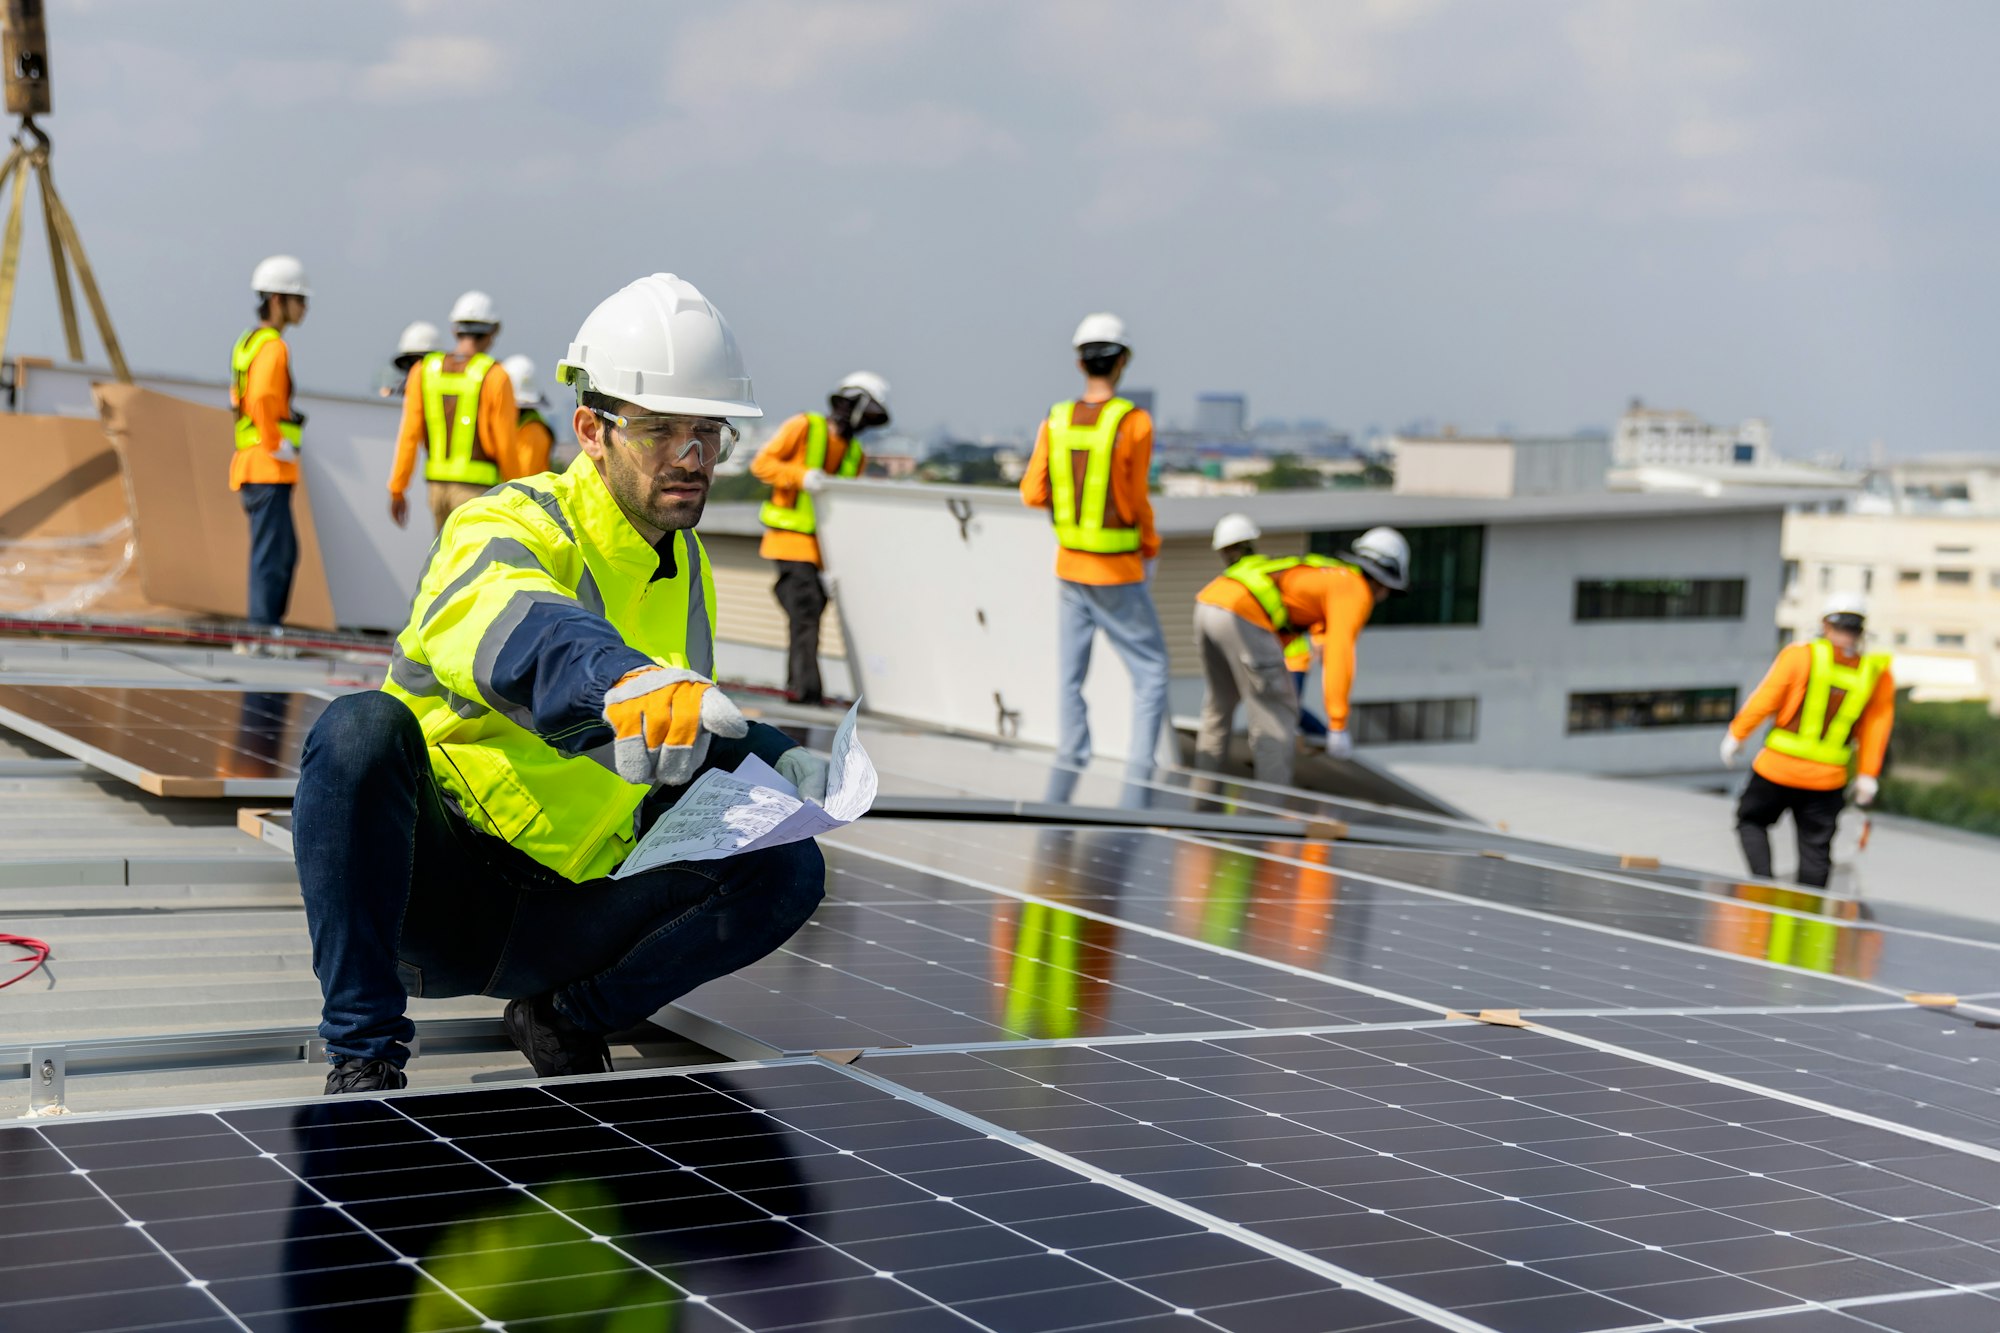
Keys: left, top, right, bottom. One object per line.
{"left": 1822, "top": 592, "right": 1868, "bottom": 624}
{"left": 396, "top": 320, "right": 442, "bottom": 356}
{"left": 500, "top": 354, "right": 544, "bottom": 409}
{"left": 1345, "top": 526, "right": 1411, "bottom": 592}
{"left": 556, "top": 273, "right": 761, "bottom": 419}
{"left": 450, "top": 290, "right": 500, "bottom": 329}
{"left": 1072, "top": 312, "right": 1128, "bottom": 350}
{"left": 836, "top": 370, "right": 891, "bottom": 413}
{"left": 251, "top": 255, "right": 310, "bottom": 297}
{"left": 1211, "top": 513, "right": 1261, "bottom": 551}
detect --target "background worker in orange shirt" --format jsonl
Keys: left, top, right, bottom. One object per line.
{"left": 1722, "top": 592, "right": 1895, "bottom": 888}
{"left": 751, "top": 371, "right": 890, "bottom": 704}
{"left": 387, "top": 290, "right": 521, "bottom": 531}
{"left": 503, "top": 354, "right": 555, "bottom": 477}
{"left": 1020, "top": 314, "right": 1168, "bottom": 781}
{"left": 1193, "top": 514, "right": 1408, "bottom": 785}
{"left": 229, "top": 255, "right": 311, "bottom": 629}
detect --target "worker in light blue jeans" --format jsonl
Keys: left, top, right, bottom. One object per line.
{"left": 1055, "top": 575, "right": 1170, "bottom": 779}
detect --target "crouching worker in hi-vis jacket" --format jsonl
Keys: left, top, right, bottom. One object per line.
{"left": 1722, "top": 592, "right": 1894, "bottom": 889}
{"left": 294, "top": 274, "right": 830, "bottom": 1095}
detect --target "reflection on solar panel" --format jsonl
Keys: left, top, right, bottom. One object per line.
{"left": 0, "top": 684, "right": 325, "bottom": 796}
{"left": 2, "top": 1060, "right": 1439, "bottom": 1332}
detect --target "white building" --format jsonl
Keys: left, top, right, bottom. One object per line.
{"left": 1615, "top": 399, "right": 1772, "bottom": 469}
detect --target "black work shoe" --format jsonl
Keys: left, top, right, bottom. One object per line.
{"left": 505, "top": 994, "right": 613, "bottom": 1078}
{"left": 324, "top": 1058, "right": 407, "bottom": 1095}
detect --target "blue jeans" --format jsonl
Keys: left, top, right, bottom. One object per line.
{"left": 293, "top": 692, "right": 825, "bottom": 1067}
{"left": 1056, "top": 578, "right": 1170, "bottom": 778}
{"left": 238, "top": 482, "right": 298, "bottom": 627}
{"left": 1294, "top": 671, "right": 1329, "bottom": 738}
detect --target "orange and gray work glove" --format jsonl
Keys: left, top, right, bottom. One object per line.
{"left": 601, "top": 667, "right": 748, "bottom": 786}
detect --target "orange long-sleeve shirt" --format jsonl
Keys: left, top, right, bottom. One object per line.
{"left": 1730, "top": 640, "right": 1896, "bottom": 791}
{"left": 517, "top": 414, "right": 554, "bottom": 478}
{"left": 750, "top": 413, "right": 861, "bottom": 567}
{"left": 228, "top": 333, "right": 298, "bottom": 490}
{"left": 1019, "top": 401, "right": 1159, "bottom": 586}
{"left": 1198, "top": 562, "right": 1376, "bottom": 732}
{"left": 387, "top": 359, "right": 522, "bottom": 496}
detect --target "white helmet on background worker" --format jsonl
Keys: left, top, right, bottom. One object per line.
{"left": 501, "top": 354, "right": 545, "bottom": 409}
{"left": 251, "top": 255, "right": 310, "bottom": 297}
{"left": 1822, "top": 591, "right": 1868, "bottom": 629}
{"left": 1345, "top": 526, "right": 1411, "bottom": 592}
{"left": 1211, "top": 513, "right": 1261, "bottom": 551}
{"left": 556, "top": 272, "right": 761, "bottom": 418}
{"left": 1072, "top": 312, "right": 1128, "bottom": 352}
{"left": 450, "top": 290, "right": 500, "bottom": 334}
{"left": 396, "top": 320, "right": 442, "bottom": 357}
{"left": 835, "top": 370, "right": 891, "bottom": 414}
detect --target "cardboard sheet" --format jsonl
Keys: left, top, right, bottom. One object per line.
{"left": 0, "top": 411, "right": 156, "bottom": 616}
{"left": 92, "top": 384, "right": 336, "bottom": 630}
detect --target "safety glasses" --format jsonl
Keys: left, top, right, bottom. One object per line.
{"left": 589, "top": 408, "right": 739, "bottom": 466}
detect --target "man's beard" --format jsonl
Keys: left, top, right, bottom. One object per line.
{"left": 608, "top": 452, "right": 708, "bottom": 533}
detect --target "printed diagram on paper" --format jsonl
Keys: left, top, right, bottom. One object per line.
{"left": 615, "top": 700, "right": 877, "bottom": 877}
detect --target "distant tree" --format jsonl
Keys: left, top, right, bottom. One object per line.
{"left": 1248, "top": 454, "right": 1324, "bottom": 492}
{"left": 707, "top": 470, "right": 769, "bottom": 503}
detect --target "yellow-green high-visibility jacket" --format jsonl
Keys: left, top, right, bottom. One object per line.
{"left": 420, "top": 351, "right": 501, "bottom": 486}
{"left": 759, "top": 412, "right": 862, "bottom": 536}
{"left": 382, "top": 453, "right": 719, "bottom": 882}
{"left": 1047, "top": 397, "right": 1141, "bottom": 553}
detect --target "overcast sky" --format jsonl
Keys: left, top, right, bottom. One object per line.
{"left": 18, "top": 0, "right": 2000, "bottom": 453}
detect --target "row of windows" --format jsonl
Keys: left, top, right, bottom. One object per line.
{"left": 1574, "top": 578, "right": 1745, "bottom": 621}
{"left": 1346, "top": 687, "right": 1741, "bottom": 743}
{"left": 1791, "top": 562, "right": 2000, "bottom": 592}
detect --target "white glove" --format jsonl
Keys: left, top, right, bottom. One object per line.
{"left": 601, "top": 666, "right": 748, "bottom": 787}
{"left": 1324, "top": 729, "right": 1353, "bottom": 760}
{"left": 1720, "top": 734, "right": 1742, "bottom": 768}
{"left": 800, "top": 468, "right": 829, "bottom": 494}
{"left": 272, "top": 441, "right": 299, "bottom": 464}
{"left": 776, "top": 747, "right": 830, "bottom": 803}
{"left": 1852, "top": 775, "right": 1879, "bottom": 807}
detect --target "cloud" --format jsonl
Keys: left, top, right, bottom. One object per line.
{"left": 667, "top": 1, "right": 930, "bottom": 100}
{"left": 358, "top": 35, "right": 509, "bottom": 103}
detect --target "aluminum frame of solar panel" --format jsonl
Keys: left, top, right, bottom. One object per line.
{"left": 0, "top": 684, "right": 327, "bottom": 797}
{"left": 859, "top": 1024, "right": 2000, "bottom": 1333}
{"left": 0, "top": 1058, "right": 1447, "bottom": 1333}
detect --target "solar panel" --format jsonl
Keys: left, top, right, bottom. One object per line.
{"left": 822, "top": 823, "right": 1895, "bottom": 1010}
{"left": 1, "top": 1059, "right": 1443, "bottom": 1332}
{"left": 861, "top": 1026, "right": 2000, "bottom": 1331}
{"left": 0, "top": 684, "right": 325, "bottom": 796}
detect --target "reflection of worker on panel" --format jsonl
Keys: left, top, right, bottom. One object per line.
{"left": 229, "top": 255, "right": 310, "bottom": 631}
{"left": 994, "top": 828, "right": 1122, "bottom": 1039}
{"left": 1723, "top": 593, "right": 1895, "bottom": 888}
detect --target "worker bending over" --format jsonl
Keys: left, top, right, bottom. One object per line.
{"left": 296, "top": 274, "right": 828, "bottom": 1094}
{"left": 229, "top": 255, "right": 311, "bottom": 630}
{"left": 1194, "top": 515, "right": 1408, "bottom": 785}
{"left": 1723, "top": 593, "right": 1894, "bottom": 888}
{"left": 378, "top": 320, "right": 441, "bottom": 397}
{"left": 504, "top": 354, "right": 555, "bottom": 477}
{"left": 751, "top": 372, "right": 890, "bottom": 705}
{"left": 388, "top": 290, "right": 523, "bottom": 532}
{"left": 1020, "top": 314, "right": 1168, "bottom": 778}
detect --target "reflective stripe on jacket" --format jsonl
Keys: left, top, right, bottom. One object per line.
{"left": 420, "top": 352, "right": 501, "bottom": 486}
{"left": 1047, "top": 398, "right": 1140, "bottom": 553}
{"left": 381, "top": 454, "right": 716, "bottom": 882}
{"left": 759, "top": 413, "right": 861, "bottom": 536}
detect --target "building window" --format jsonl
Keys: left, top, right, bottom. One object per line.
{"left": 1732, "top": 443, "right": 1756, "bottom": 464}
{"left": 1782, "top": 560, "right": 1800, "bottom": 592}
{"left": 1937, "top": 545, "right": 1972, "bottom": 556}
{"left": 1819, "top": 565, "right": 1833, "bottom": 591}
{"left": 1937, "top": 632, "right": 1967, "bottom": 649}
{"left": 1899, "top": 569, "right": 1923, "bottom": 584}
{"left": 1574, "top": 578, "right": 1746, "bottom": 621}
{"left": 1312, "top": 525, "right": 1483, "bottom": 627}
{"left": 1937, "top": 568, "right": 1973, "bottom": 586}
{"left": 1894, "top": 631, "right": 1908, "bottom": 646}
{"left": 1566, "top": 687, "right": 1738, "bottom": 734}
{"left": 1352, "top": 697, "right": 1477, "bottom": 745}
{"left": 1863, "top": 568, "right": 1874, "bottom": 592}
{"left": 1777, "top": 626, "right": 1795, "bottom": 648}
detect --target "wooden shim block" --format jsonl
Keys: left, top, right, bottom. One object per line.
{"left": 1906, "top": 993, "right": 1960, "bottom": 1009}
{"left": 815, "top": 1049, "right": 864, "bottom": 1065}
{"left": 1476, "top": 1009, "right": 1530, "bottom": 1028}
{"left": 1619, "top": 855, "right": 1662, "bottom": 870}
{"left": 1304, "top": 819, "right": 1348, "bottom": 841}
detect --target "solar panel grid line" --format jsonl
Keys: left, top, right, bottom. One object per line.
{"left": 860, "top": 1031, "right": 2000, "bottom": 1330}
{"left": 20, "top": 1129, "right": 257, "bottom": 1331}
{"left": 827, "top": 839, "right": 1457, "bottom": 1018}
{"left": 840, "top": 1018, "right": 1472, "bottom": 1059}
{"left": 828, "top": 1058, "right": 1505, "bottom": 1333}
{"left": 1164, "top": 833, "right": 1909, "bottom": 1004}
{"left": 1518, "top": 1006, "right": 1924, "bottom": 1019}
{"left": 1631, "top": 1278, "right": 2000, "bottom": 1332}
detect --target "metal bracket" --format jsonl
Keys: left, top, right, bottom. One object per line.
{"left": 27, "top": 1045, "right": 63, "bottom": 1113}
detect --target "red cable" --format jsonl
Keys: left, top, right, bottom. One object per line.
{"left": 0, "top": 933, "right": 51, "bottom": 989}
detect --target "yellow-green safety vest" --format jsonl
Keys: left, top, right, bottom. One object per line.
{"left": 382, "top": 453, "right": 717, "bottom": 882}
{"left": 1223, "top": 554, "right": 1349, "bottom": 668}
{"left": 420, "top": 351, "right": 500, "bottom": 486}
{"left": 1762, "top": 637, "right": 1890, "bottom": 769}
{"left": 229, "top": 327, "right": 302, "bottom": 452}
{"left": 759, "top": 413, "right": 861, "bottom": 535}
{"left": 1047, "top": 398, "right": 1140, "bottom": 553}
